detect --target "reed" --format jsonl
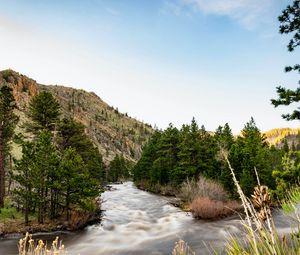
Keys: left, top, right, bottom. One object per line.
{"left": 18, "top": 232, "right": 66, "bottom": 255}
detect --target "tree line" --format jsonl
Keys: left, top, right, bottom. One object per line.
{"left": 133, "top": 117, "right": 299, "bottom": 198}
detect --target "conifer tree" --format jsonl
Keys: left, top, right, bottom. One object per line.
{"left": 57, "top": 118, "right": 104, "bottom": 181}
{"left": 215, "top": 123, "right": 235, "bottom": 192}
{"left": 271, "top": 0, "right": 300, "bottom": 120}
{"left": 0, "top": 85, "right": 18, "bottom": 208}
{"left": 230, "top": 118, "right": 275, "bottom": 196}
{"left": 133, "top": 131, "right": 161, "bottom": 183}
{"left": 59, "top": 148, "right": 99, "bottom": 221}
{"left": 153, "top": 123, "right": 179, "bottom": 185}
{"left": 28, "top": 91, "right": 60, "bottom": 132}
{"left": 33, "top": 131, "right": 59, "bottom": 223}
{"left": 272, "top": 150, "right": 300, "bottom": 197}
{"left": 13, "top": 141, "right": 35, "bottom": 225}
{"left": 174, "top": 120, "right": 199, "bottom": 183}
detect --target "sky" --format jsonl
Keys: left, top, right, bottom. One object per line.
{"left": 0, "top": 0, "right": 299, "bottom": 133}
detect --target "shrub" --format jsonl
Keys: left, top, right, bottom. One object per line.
{"left": 190, "top": 197, "right": 240, "bottom": 220}
{"left": 179, "top": 176, "right": 229, "bottom": 203}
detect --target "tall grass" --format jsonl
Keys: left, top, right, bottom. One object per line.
{"left": 172, "top": 239, "right": 195, "bottom": 255}
{"left": 221, "top": 149, "right": 300, "bottom": 255}
{"left": 18, "top": 233, "right": 66, "bottom": 255}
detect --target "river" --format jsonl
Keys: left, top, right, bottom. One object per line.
{"left": 0, "top": 182, "right": 294, "bottom": 255}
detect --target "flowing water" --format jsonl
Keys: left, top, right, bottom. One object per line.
{"left": 0, "top": 182, "right": 294, "bottom": 255}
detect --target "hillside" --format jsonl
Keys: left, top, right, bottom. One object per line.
{"left": 0, "top": 69, "right": 154, "bottom": 164}
{"left": 264, "top": 128, "right": 300, "bottom": 148}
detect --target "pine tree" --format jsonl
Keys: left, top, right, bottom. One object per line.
{"left": 133, "top": 131, "right": 162, "bottom": 183}
{"left": 230, "top": 118, "right": 275, "bottom": 196}
{"left": 107, "top": 154, "right": 131, "bottom": 182}
{"left": 33, "top": 131, "right": 59, "bottom": 223}
{"left": 215, "top": 123, "right": 235, "bottom": 192}
{"left": 0, "top": 85, "right": 18, "bottom": 208}
{"left": 28, "top": 91, "right": 60, "bottom": 132}
{"left": 59, "top": 148, "right": 99, "bottom": 221}
{"left": 13, "top": 141, "right": 35, "bottom": 225}
{"left": 153, "top": 123, "right": 179, "bottom": 185}
{"left": 57, "top": 118, "right": 104, "bottom": 182}
{"left": 271, "top": 0, "right": 300, "bottom": 120}
{"left": 273, "top": 150, "right": 300, "bottom": 197}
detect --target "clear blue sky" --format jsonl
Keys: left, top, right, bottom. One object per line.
{"left": 0, "top": 0, "right": 299, "bottom": 133}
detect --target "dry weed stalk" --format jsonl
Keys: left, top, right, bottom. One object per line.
{"left": 172, "top": 239, "right": 195, "bottom": 255}
{"left": 18, "top": 232, "right": 66, "bottom": 255}
{"left": 219, "top": 147, "right": 279, "bottom": 255}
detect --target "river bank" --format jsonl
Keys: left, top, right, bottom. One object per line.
{"left": 135, "top": 179, "right": 243, "bottom": 219}
{"left": 0, "top": 199, "right": 102, "bottom": 238}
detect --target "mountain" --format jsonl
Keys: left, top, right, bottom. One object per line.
{"left": 264, "top": 128, "right": 300, "bottom": 148}
{"left": 0, "top": 69, "right": 154, "bottom": 164}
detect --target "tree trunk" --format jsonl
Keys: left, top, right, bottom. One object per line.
{"left": 7, "top": 155, "right": 12, "bottom": 195}
{"left": 0, "top": 127, "right": 5, "bottom": 208}
{"left": 25, "top": 187, "right": 29, "bottom": 226}
{"left": 66, "top": 190, "right": 70, "bottom": 222}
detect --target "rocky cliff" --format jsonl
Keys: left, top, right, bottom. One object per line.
{"left": 0, "top": 69, "right": 154, "bottom": 164}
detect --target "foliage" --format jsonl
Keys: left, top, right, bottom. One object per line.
{"left": 228, "top": 118, "right": 276, "bottom": 196}
{"left": 133, "top": 119, "right": 218, "bottom": 189}
{"left": 279, "top": 0, "right": 300, "bottom": 52}
{"left": 272, "top": 86, "right": 300, "bottom": 120}
{"left": 57, "top": 118, "right": 105, "bottom": 182}
{"left": 59, "top": 147, "right": 99, "bottom": 220}
{"left": 13, "top": 92, "right": 104, "bottom": 225}
{"left": 134, "top": 118, "right": 281, "bottom": 198}
{"left": 272, "top": 151, "right": 300, "bottom": 198}
{"left": 28, "top": 91, "right": 60, "bottom": 132}
{"left": 0, "top": 205, "right": 23, "bottom": 221}
{"left": 0, "top": 85, "right": 18, "bottom": 152}
{"left": 0, "top": 84, "right": 18, "bottom": 207}
{"left": 13, "top": 131, "right": 60, "bottom": 224}
{"left": 107, "top": 154, "right": 131, "bottom": 182}
{"left": 271, "top": 0, "right": 300, "bottom": 120}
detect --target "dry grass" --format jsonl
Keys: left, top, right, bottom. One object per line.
{"left": 18, "top": 232, "right": 66, "bottom": 255}
{"left": 179, "top": 176, "right": 238, "bottom": 219}
{"left": 190, "top": 197, "right": 240, "bottom": 220}
{"left": 179, "top": 176, "right": 229, "bottom": 203}
{"left": 172, "top": 239, "right": 195, "bottom": 255}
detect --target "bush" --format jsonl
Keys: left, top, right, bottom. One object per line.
{"left": 190, "top": 197, "right": 240, "bottom": 220}
{"left": 179, "top": 176, "right": 229, "bottom": 203}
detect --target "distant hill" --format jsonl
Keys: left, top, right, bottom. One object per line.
{"left": 264, "top": 128, "right": 300, "bottom": 148}
{"left": 0, "top": 69, "right": 154, "bottom": 164}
